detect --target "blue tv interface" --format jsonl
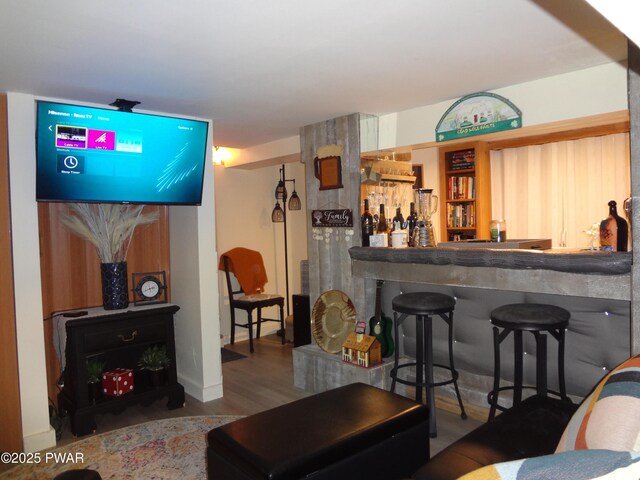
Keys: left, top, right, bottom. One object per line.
{"left": 36, "top": 101, "right": 209, "bottom": 205}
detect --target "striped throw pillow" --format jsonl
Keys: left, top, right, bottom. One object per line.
{"left": 556, "top": 354, "right": 640, "bottom": 452}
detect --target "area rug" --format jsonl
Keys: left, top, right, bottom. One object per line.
{"left": 221, "top": 347, "right": 247, "bottom": 363}
{"left": 1, "top": 415, "right": 242, "bottom": 480}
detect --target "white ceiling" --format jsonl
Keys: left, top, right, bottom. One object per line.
{"left": 0, "top": 0, "right": 628, "bottom": 149}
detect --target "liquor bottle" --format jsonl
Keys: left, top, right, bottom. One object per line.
{"left": 599, "top": 200, "right": 629, "bottom": 252}
{"left": 361, "top": 199, "right": 374, "bottom": 247}
{"left": 392, "top": 207, "right": 405, "bottom": 232}
{"left": 377, "top": 203, "right": 389, "bottom": 236}
{"left": 406, "top": 202, "right": 417, "bottom": 246}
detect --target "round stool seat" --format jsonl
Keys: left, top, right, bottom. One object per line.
{"left": 491, "top": 303, "right": 570, "bottom": 331}
{"left": 392, "top": 292, "right": 456, "bottom": 316}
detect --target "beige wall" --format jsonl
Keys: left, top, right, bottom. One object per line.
{"left": 214, "top": 160, "right": 308, "bottom": 343}
{"left": 7, "top": 93, "right": 54, "bottom": 452}
{"left": 379, "top": 62, "right": 628, "bottom": 150}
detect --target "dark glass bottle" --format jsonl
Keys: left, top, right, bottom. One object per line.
{"left": 361, "top": 199, "right": 374, "bottom": 247}
{"left": 406, "top": 202, "right": 417, "bottom": 246}
{"left": 376, "top": 203, "right": 389, "bottom": 235}
{"left": 392, "top": 207, "right": 405, "bottom": 232}
{"left": 599, "top": 200, "right": 629, "bottom": 252}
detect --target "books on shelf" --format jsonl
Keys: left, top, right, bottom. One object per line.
{"left": 446, "top": 203, "right": 476, "bottom": 228}
{"left": 448, "top": 150, "right": 475, "bottom": 171}
{"left": 447, "top": 176, "right": 475, "bottom": 200}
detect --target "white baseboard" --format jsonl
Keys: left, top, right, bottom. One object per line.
{"left": 24, "top": 426, "right": 57, "bottom": 452}
{"left": 178, "top": 373, "right": 223, "bottom": 403}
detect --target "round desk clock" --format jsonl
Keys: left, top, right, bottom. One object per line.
{"left": 132, "top": 271, "right": 168, "bottom": 305}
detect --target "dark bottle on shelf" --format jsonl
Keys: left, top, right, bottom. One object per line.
{"left": 406, "top": 202, "right": 417, "bottom": 246}
{"left": 361, "top": 199, "right": 374, "bottom": 246}
{"left": 392, "top": 207, "right": 405, "bottom": 232}
{"left": 377, "top": 203, "right": 389, "bottom": 236}
{"left": 599, "top": 200, "right": 629, "bottom": 252}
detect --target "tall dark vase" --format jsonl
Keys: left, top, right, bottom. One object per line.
{"left": 101, "top": 261, "right": 129, "bottom": 310}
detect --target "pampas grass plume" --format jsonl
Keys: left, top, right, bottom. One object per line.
{"left": 61, "top": 203, "right": 159, "bottom": 263}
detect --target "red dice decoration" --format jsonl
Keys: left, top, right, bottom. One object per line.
{"left": 102, "top": 368, "right": 134, "bottom": 397}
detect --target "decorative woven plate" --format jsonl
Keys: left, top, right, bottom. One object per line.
{"left": 312, "top": 290, "right": 357, "bottom": 353}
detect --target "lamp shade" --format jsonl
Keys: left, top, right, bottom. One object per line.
{"left": 275, "top": 181, "right": 287, "bottom": 200}
{"left": 288, "top": 191, "right": 301, "bottom": 210}
{"left": 271, "top": 202, "right": 285, "bottom": 222}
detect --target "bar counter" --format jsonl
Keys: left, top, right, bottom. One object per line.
{"left": 348, "top": 245, "right": 632, "bottom": 403}
{"left": 349, "top": 246, "right": 631, "bottom": 300}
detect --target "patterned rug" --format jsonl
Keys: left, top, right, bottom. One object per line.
{"left": 1, "top": 415, "right": 242, "bottom": 480}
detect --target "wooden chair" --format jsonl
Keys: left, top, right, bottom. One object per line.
{"left": 222, "top": 255, "right": 285, "bottom": 353}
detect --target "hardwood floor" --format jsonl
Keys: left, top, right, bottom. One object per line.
{"left": 55, "top": 335, "right": 482, "bottom": 456}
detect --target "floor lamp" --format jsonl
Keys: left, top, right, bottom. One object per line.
{"left": 271, "top": 164, "right": 301, "bottom": 317}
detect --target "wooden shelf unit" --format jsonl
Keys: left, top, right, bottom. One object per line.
{"left": 439, "top": 141, "right": 492, "bottom": 241}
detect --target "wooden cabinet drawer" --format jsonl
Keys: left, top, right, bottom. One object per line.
{"left": 81, "top": 318, "right": 167, "bottom": 353}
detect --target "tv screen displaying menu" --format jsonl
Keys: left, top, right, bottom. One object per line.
{"left": 36, "top": 101, "right": 209, "bottom": 205}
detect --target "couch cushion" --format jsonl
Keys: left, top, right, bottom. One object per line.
{"left": 458, "top": 450, "right": 640, "bottom": 480}
{"left": 412, "top": 395, "right": 576, "bottom": 480}
{"left": 556, "top": 354, "right": 640, "bottom": 453}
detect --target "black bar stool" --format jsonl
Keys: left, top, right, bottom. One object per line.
{"left": 390, "top": 291, "right": 467, "bottom": 437}
{"left": 488, "top": 303, "right": 570, "bottom": 421}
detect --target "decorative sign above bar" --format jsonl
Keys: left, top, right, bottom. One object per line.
{"left": 311, "top": 209, "right": 354, "bottom": 227}
{"left": 435, "top": 92, "right": 522, "bottom": 142}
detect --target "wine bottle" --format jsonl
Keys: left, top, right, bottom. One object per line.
{"left": 377, "top": 203, "right": 389, "bottom": 236}
{"left": 392, "top": 207, "right": 405, "bottom": 232}
{"left": 361, "top": 199, "right": 374, "bottom": 247}
{"left": 407, "top": 202, "right": 417, "bottom": 247}
{"left": 599, "top": 200, "right": 628, "bottom": 252}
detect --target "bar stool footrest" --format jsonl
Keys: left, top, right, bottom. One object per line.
{"left": 488, "top": 386, "right": 566, "bottom": 414}
{"left": 391, "top": 363, "right": 460, "bottom": 389}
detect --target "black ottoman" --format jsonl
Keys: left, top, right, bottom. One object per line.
{"left": 207, "top": 382, "right": 430, "bottom": 480}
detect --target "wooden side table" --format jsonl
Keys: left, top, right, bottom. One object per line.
{"left": 57, "top": 304, "right": 184, "bottom": 436}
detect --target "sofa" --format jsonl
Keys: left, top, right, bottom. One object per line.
{"left": 414, "top": 353, "right": 640, "bottom": 479}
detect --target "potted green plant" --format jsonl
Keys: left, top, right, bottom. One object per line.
{"left": 138, "top": 345, "right": 171, "bottom": 388}
{"left": 86, "top": 359, "right": 105, "bottom": 404}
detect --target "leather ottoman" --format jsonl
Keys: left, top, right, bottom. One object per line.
{"left": 207, "top": 382, "right": 430, "bottom": 479}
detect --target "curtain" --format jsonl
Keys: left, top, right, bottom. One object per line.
{"left": 490, "top": 133, "right": 630, "bottom": 249}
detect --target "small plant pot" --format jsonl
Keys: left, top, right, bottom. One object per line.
{"left": 88, "top": 381, "right": 102, "bottom": 404}
{"left": 149, "top": 368, "right": 168, "bottom": 388}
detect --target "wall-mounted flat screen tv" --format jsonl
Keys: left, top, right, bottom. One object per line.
{"left": 36, "top": 101, "right": 209, "bottom": 205}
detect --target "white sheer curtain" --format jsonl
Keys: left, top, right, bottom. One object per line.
{"left": 490, "top": 133, "right": 630, "bottom": 249}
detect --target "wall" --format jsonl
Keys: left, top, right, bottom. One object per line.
{"left": 7, "top": 93, "right": 55, "bottom": 451}
{"left": 6, "top": 92, "right": 220, "bottom": 451}
{"left": 214, "top": 161, "right": 308, "bottom": 342}
{"left": 377, "top": 63, "right": 628, "bottom": 151}
{"left": 0, "top": 94, "right": 23, "bottom": 452}
{"left": 301, "top": 114, "right": 364, "bottom": 317}
{"left": 169, "top": 144, "right": 221, "bottom": 402}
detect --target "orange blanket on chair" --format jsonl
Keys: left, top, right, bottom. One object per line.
{"left": 219, "top": 248, "right": 268, "bottom": 295}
